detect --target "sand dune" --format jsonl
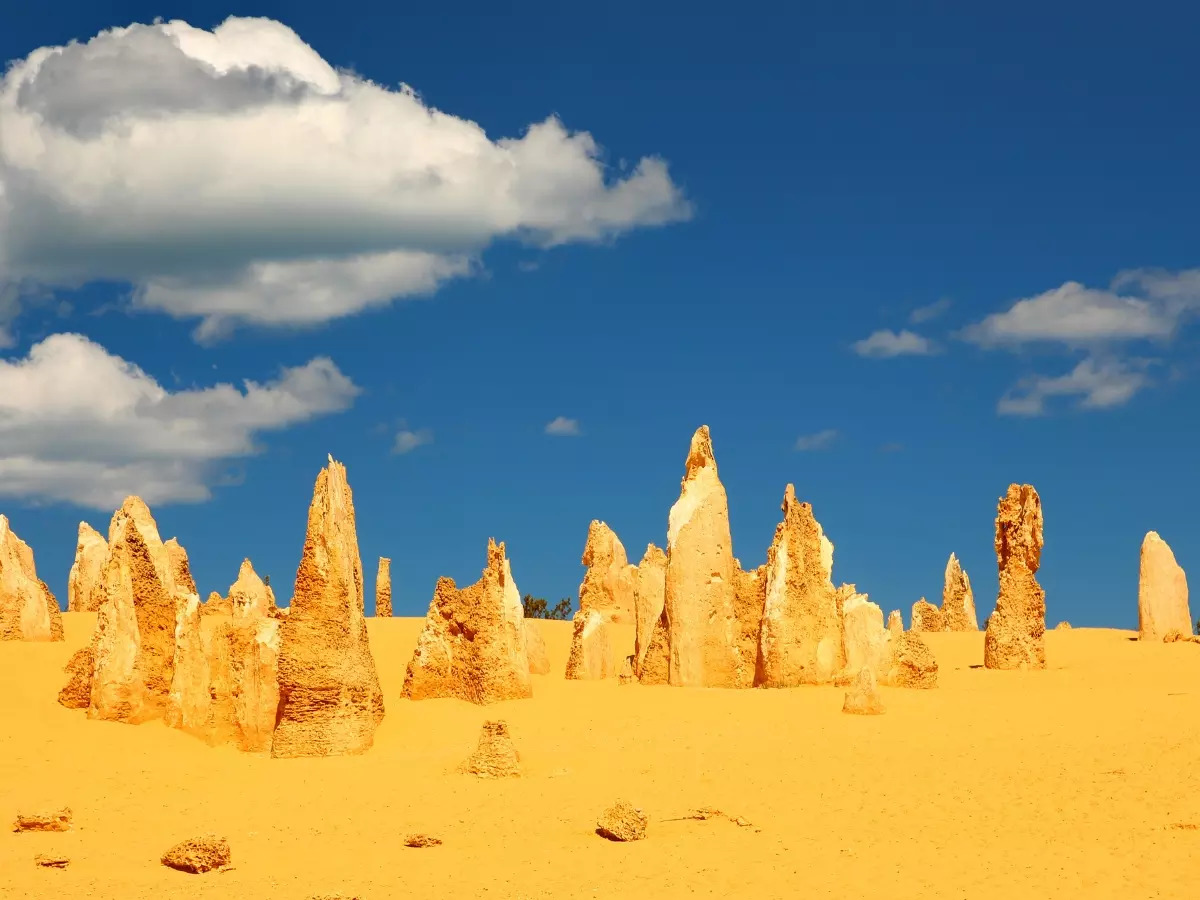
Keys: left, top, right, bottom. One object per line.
{"left": 2, "top": 613, "right": 1198, "bottom": 899}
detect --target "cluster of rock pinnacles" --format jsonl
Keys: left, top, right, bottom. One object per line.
{"left": 0, "top": 428, "right": 1194, "bottom": 757}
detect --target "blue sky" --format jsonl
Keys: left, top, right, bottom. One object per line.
{"left": 1, "top": 2, "right": 1197, "bottom": 628}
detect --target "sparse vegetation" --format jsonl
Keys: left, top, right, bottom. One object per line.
{"left": 522, "top": 594, "right": 573, "bottom": 620}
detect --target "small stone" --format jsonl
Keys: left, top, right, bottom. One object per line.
{"left": 35, "top": 854, "right": 69, "bottom": 868}
{"left": 460, "top": 720, "right": 521, "bottom": 778}
{"left": 161, "top": 836, "right": 231, "bottom": 874}
{"left": 596, "top": 801, "right": 648, "bottom": 842}
{"left": 13, "top": 808, "right": 72, "bottom": 832}
{"left": 404, "top": 834, "right": 442, "bottom": 848}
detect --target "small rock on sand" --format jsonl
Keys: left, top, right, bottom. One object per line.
{"left": 596, "top": 801, "right": 648, "bottom": 842}
{"left": 404, "top": 833, "right": 443, "bottom": 848}
{"left": 34, "top": 854, "right": 70, "bottom": 868}
{"left": 161, "top": 836, "right": 231, "bottom": 874}
{"left": 13, "top": 809, "right": 72, "bottom": 832}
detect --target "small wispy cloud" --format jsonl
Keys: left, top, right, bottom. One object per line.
{"left": 909, "top": 297, "right": 952, "bottom": 324}
{"left": 997, "top": 357, "right": 1153, "bottom": 417}
{"left": 545, "top": 416, "right": 581, "bottom": 436}
{"left": 852, "top": 329, "right": 938, "bottom": 358}
{"left": 795, "top": 429, "right": 838, "bottom": 451}
{"left": 393, "top": 427, "right": 433, "bottom": 454}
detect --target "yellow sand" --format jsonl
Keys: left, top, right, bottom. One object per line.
{"left": 2, "top": 614, "right": 1198, "bottom": 899}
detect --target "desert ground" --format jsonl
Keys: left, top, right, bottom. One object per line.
{"left": 2, "top": 614, "right": 1198, "bottom": 900}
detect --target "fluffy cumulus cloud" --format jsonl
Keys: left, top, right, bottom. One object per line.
{"left": 0, "top": 332, "right": 358, "bottom": 507}
{"left": 852, "top": 329, "right": 937, "bottom": 358}
{"left": 997, "top": 357, "right": 1153, "bottom": 417}
{"left": 0, "top": 17, "right": 691, "bottom": 340}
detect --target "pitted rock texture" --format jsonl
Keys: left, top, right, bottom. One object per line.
{"left": 564, "top": 609, "right": 613, "bottom": 680}
{"left": 578, "top": 521, "right": 636, "bottom": 624}
{"left": 664, "top": 426, "right": 739, "bottom": 687}
{"left": 756, "top": 485, "right": 844, "bottom": 687}
{"left": 58, "top": 646, "right": 95, "bottom": 709}
{"left": 375, "top": 557, "right": 392, "bottom": 617}
{"left": 596, "top": 801, "right": 647, "bottom": 842}
{"left": 632, "top": 544, "right": 666, "bottom": 676}
{"left": 227, "top": 559, "right": 275, "bottom": 620}
{"left": 941, "top": 552, "right": 978, "bottom": 631}
{"left": 733, "top": 562, "right": 767, "bottom": 687}
{"left": 403, "top": 538, "right": 532, "bottom": 705}
{"left": 910, "top": 598, "right": 944, "bottom": 632}
{"left": 638, "top": 611, "right": 671, "bottom": 685}
{"left": 13, "top": 808, "right": 72, "bottom": 833}
{"left": 460, "top": 720, "right": 521, "bottom": 778}
{"left": 984, "top": 484, "right": 1046, "bottom": 670}
{"left": 0, "top": 514, "right": 63, "bottom": 642}
{"left": 273, "top": 457, "right": 384, "bottom": 758}
{"left": 161, "top": 836, "right": 230, "bottom": 874}
{"left": 67, "top": 522, "right": 108, "bottom": 612}
{"left": 1138, "top": 531, "right": 1191, "bottom": 642}
{"left": 885, "top": 631, "right": 938, "bottom": 689}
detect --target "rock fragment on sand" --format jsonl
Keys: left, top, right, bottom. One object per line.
{"left": 34, "top": 854, "right": 69, "bottom": 868}
{"left": 273, "top": 457, "right": 384, "bottom": 758}
{"left": 941, "top": 552, "right": 978, "bottom": 631}
{"left": 0, "top": 514, "right": 63, "bottom": 642}
{"left": 564, "top": 608, "right": 613, "bottom": 680}
{"left": 524, "top": 619, "right": 551, "bottom": 675}
{"left": 842, "top": 667, "right": 885, "bottom": 715}
{"left": 885, "top": 632, "right": 938, "bottom": 689}
{"left": 460, "top": 720, "right": 521, "bottom": 778}
{"left": 404, "top": 834, "right": 442, "bottom": 848}
{"left": 596, "top": 801, "right": 648, "bottom": 842}
{"left": 577, "top": 521, "right": 636, "bottom": 624}
{"left": 756, "top": 484, "right": 843, "bottom": 687}
{"left": 161, "top": 836, "right": 231, "bottom": 874}
{"left": 403, "top": 538, "right": 531, "bottom": 705}
{"left": 984, "top": 484, "right": 1046, "bottom": 670}
{"left": 13, "top": 808, "right": 72, "bottom": 832}
{"left": 910, "top": 597, "right": 944, "bottom": 632}
{"left": 375, "top": 556, "right": 392, "bottom": 617}
{"left": 664, "top": 426, "right": 739, "bottom": 687}
{"left": 1138, "top": 531, "right": 1191, "bottom": 642}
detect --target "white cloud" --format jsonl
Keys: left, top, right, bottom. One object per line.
{"left": 0, "top": 332, "right": 358, "bottom": 507}
{"left": 795, "top": 429, "right": 838, "bottom": 451}
{"left": 909, "top": 298, "right": 951, "bottom": 324}
{"left": 997, "top": 357, "right": 1152, "bottom": 416}
{"left": 544, "top": 416, "right": 581, "bottom": 436}
{"left": 961, "top": 274, "right": 1200, "bottom": 347}
{"left": 393, "top": 427, "right": 432, "bottom": 454}
{"left": 852, "top": 329, "right": 937, "bottom": 358}
{"left": 0, "top": 16, "right": 691, "bottom": 339}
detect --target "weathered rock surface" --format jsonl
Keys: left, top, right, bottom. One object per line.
{"left": 202, "top": 591, "right": 232, "bottom": 616}
{"left": 886, "top": 609, "right": 904, "bottom": 634}
{"left": 460, "top": 720, "right": 521, "bottom": 778}
{"left": 34, "top": 854, "right": 70, "bottom": 868}
{"left": 161, "top": 836, "right": 230, "bottom": 874}
{"left": 273, "top": 457, "right": 384, "bottom": 758}
{"left": 910, "top": 597, "right": 944, "bottom": 632}
{"left": 226, "top": 559, "right": 275, "bottom": 619}
{"left": 984, "top": 484, "right": 1046, "bottom": 670}
{"left": 664, "top": 426, "right": 739, "bottom": 687}
{"left": 1138, "top": 531, "right": 1191, "bottom": 642}
{"left": 756, "top": 485, "right": 844, "bottom": 687}
{"left": 578, "top": 521, "right": 636, "bottom": 625}
{"left": 67, "top": 522, "right": 108, "bottom": 612}
{"left": 632, "top": 544, "right": 666, "bottom": 677}
{"left": 596, "top": 801, "right": 647, "bottom": 842}
{"left": 941, "top": 553, "right": 978, "bottom": 631}
{"left": 564, "top": 609, "right": 613, "bottom": 680}
{"left": 58, "top": 647, "right": 95, "bottom": 709}
{"left": 885, "top": 631, "right": 938, "bottom": 688}
{"left": 88, "top": 500, "right": 182, "bottom": 723}
{"left": 403, "top": 538, "right": 532, "bottom": 705}
{"left": 375, "top": 557, "right": 392, "bottom": 617}
{"left": 842, "top": 666, "right": 885, "bottom": 715}
{"left": 229, "top": 615, "right": 282, "bottom": 752}
{"left": 524, "top": 619, "right": 551, "bottom": 674}
{"left": 733, "top": 562, "right": 767, "bottom": 687}
{"left": 0, "top": 514, "right": 63, "bottom": 642}
{"left": 404, "top": 834, "right": 442, "bottom": 848}
{"left": 637, "top": 611, "right": 671, "bottom": 685}
{"left": 13, "top": 808, "right": 72, "bottom": 832}
{"left": 165, "top": 594, "right": 216, "bottom": 740}
{"left": 840, "top": 587, "right": 892, "bottom": 683}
